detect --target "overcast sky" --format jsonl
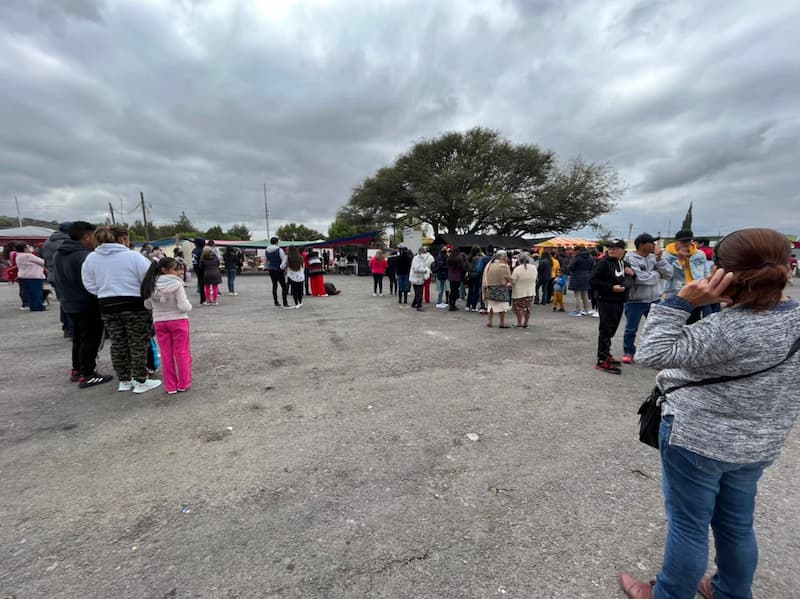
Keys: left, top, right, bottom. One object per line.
{"left": 2, "top": 0, "right": 799, "bottom": 240}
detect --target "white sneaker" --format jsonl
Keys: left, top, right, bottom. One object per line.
{"left": 372, "top": 293, "right": 377, "bottom": 297}
{"left": 133, "top": 379, "right": 162, "bottom": 394}
{"left": 118, "top": 380, "right": 135, "bottom": 392}
{"left": 589, "top": 310, "right": 600, "bottom": 318}
{"left": 379, "top": 293, "right": 383, "bottom": 296}
{"left": 435, "top": 303, "right": 448, "bottom": 308}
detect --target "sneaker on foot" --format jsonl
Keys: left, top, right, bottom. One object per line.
{"left": 78, "top": 372, "right": 113, "bottom": 388}
{"left": 607, "top": 356, "right": 622, "bottom": 366}
{"left": 569, "top": 310, "right": 583, "bottom": 316}
{"left": 70, "top": 369, "right": 80, "bottom": 383}
{"left": 372, "top": 293, "right": 377, "bottom": 297}
{"left": 435, "top": 303, "right": 447, "bottom": 308}
{"left": 622, "top": 354, "right": 635, "bottom": 364}
{"left": 595, "top": 359, "right": 622, "bottom": 374}
{"left": 118, "top": 380, "right": 135, "bottom": 392}
{"left": 133, "top": 379, "right": 162, "bottom": 394}
{"left": 166, "top": 390, "right": 178, "bottom": 395}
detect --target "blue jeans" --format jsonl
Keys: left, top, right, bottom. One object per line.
{"left": 226, "top": 268, "right": 237, "bottom": 293}
{"left": 20, "top": 279, "right": 45, "bottom": 311}
{"left": 396, "top": 274, "right": 410, "bottom": 294}
{"left": 623, "top": 301, "right": 653, "bottom": 356}
{"left": 655, "top": 417, "right": 771, "bottom": 599}
{"left": 466, "top": 280, "right": 481, "bottom": 309}
{"left": 436, "top": 279, "right": 447, "bottom": 304}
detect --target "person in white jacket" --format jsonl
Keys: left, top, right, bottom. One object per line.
{"left": 142, "top": 257, "right": 193, "bottom": 395}
{"left": 409, "top": 247, "right": 431, "bottom": 311}
{"left": 81, "top": 225, "right": 161, "bottom": 394}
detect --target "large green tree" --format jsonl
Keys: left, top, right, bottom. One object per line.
{"left": 226, "top": 224, "right": 251, "bottom": 240}
{"left": 341, "top": 127, "right": 622, "bottom": 236}
{"left": 276, "top": 223, "right": 325, "bottom": 241}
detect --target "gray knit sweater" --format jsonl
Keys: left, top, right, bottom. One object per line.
{"left": 637, "top": 295, "right": 800, "bottom": 463}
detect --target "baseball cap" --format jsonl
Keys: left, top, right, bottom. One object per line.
{"left": 634, "top": 233, "right": 661, "bottom": 247}
{"left": 58, "top": 222, "right": 73, "bottom": 233}
{"left": 609, "top": 239, "right": 626, "bottom": 249}
{"left": 674, "top": 229, "right": 694, "bottom": 241}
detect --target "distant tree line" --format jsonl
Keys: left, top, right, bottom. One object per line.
{"left": 123, "top": 211, "right": 252, "bottom": 242}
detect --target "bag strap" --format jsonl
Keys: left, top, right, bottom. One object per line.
{"left": 663, "top": 334, "right": 800, "bottom": 396}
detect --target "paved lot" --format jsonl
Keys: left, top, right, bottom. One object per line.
{"left": 1, "top": 274, "right": 798, "bottom": 598}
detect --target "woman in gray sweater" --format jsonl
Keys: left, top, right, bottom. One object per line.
{"left": 619, "top": 228, "right": 800, "bottom": 599}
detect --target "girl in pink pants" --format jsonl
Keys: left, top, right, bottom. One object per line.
{"left": 142, "top": 258, "right": 193, "bottom": 394}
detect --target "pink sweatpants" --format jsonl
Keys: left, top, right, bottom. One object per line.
{"left": 204, "top": 284, "right": 219, "bottom": 303}
{"left": 154, "top": 319, "right": 192, "bottom": 393}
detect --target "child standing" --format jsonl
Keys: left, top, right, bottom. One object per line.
{"left": 142, "top": 257, "right": 192, "bottom": 394}
{"left": 285, "top": 246, "right": 305, "bottom": 308}
{"left": 201, "top": 246, "right": 221, "bottom": 305}
{"left": 552, "top": 269, "right": 567, "bottom": 312}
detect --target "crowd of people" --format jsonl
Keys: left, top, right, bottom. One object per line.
{"left": 366, "top": 229, "right": 799, "bottom": 377}
{"left": 2, "top": 222, "right": 800, "bottom": 598}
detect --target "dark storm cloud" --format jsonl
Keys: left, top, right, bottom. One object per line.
{"left": 1, "top": 0, "right": 798, "bottom": 239}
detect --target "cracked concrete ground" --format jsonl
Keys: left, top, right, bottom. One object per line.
{"left": 1, "top": 275, "right": 798, "bottom": 598}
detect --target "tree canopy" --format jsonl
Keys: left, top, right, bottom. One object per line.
{"left": 276, "top": 223, "right": 325, "bottom": 241}
{"left": 338, "top": 127, "right": 623, "bottom": 237}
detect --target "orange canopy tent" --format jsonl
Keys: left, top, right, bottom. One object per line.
{"left": 533, "top": 236, "right": 599, "bottom": 253}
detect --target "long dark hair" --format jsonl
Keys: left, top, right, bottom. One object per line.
{"left": 141, "top": 257, "right": 178, "bottom": 299}
{"left": 287, "top": 246, "right": 303, "bottom": 271}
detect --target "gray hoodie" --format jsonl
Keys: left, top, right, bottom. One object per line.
{"left": 623, "top": 251, "right": 673, "bottom": 303}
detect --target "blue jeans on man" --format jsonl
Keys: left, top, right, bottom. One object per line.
{"left": 655, "top": 417, "right": 770, "bottom": 599}
{"left": 623, "top": 301, "right": 654, "bottom": 357}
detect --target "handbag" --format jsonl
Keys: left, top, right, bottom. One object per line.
{"left": 638, "top": 334, "right": 800, "bottom": 449}
{"left": 486, "top": 285, "right": 508, "bottom": 302}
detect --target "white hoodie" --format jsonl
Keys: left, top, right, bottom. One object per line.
{"left": 82, "top": 243, "right": 152, "bottom": 298}
{"left": 144, "top": 274, "right": 192, "bottom": 322}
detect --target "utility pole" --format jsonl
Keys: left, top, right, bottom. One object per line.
{"left": 108, "top": 202, "right": 116, "bottom": 224}
{"left": 120, "top": 197, "right": 124, "bottom": 224}
{"left": 15, "top": 196, "right": 22, "bottom": 227}
{"left": 140, "top": 191, "right": 150, "bottom": 241}
{"left": 263, "top": 183, "right": 270, "bottom": 240}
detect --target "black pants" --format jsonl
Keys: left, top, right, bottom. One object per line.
{"left": 597, "top": 300, "right": 625, "bottom": 360}
{"left": 70, "top": 310, "right": 105, "bottom": 377}
{"left": 388, "top": 274, "right": 397, "bottom": 294}
{"left": 304, "top": 269, "right": 310, "bottom": 295}
{"left": 412, "top": 283, "right": 424, "bottom": 308}
{"left": 194, "top": 266, "right": 205, "bottom": 304}
{"left": 269, "top": 270, "right": 288, "bottom": 306}
{"left": 289, "top": 280, "right": 304, "bottom": 306}
{"left": 448, "top": 280, "right": 460, "bottom": 309}
{"left": 373, "top": 274, "right": 384, "bottom": 294}
{"left": 535, "top": 278, "right": 550, "bottom": 303}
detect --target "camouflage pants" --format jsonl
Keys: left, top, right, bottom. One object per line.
{"left": 102, "top": 310, "right": 152, "bottom": 383}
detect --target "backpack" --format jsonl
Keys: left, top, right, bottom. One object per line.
{"left": 324, "top": 282, "right": 341, "bottom": 295}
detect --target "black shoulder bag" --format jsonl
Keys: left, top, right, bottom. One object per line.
{"left": 638, "top": 335, "right": 800, "bottom": 449}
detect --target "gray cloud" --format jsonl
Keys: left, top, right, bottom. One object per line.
{"left": 1, "top": 0, "right": 799, "bottom": 240}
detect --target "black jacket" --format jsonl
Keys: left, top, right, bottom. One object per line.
{"left": 396, "top": 251, "right": 412, "bottom": 276}
{"left": 54, "top": 240, "right": 99, "bottom": 314}
{"left": 590, "top": 257, "right": 632, "bottom": 303}
{"left": 537, "top": 257, "right": 552, "bottom": 281}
